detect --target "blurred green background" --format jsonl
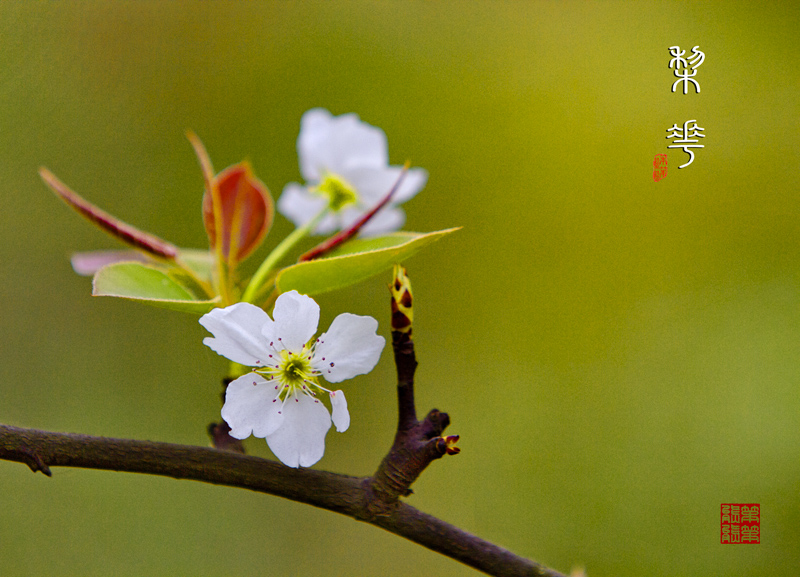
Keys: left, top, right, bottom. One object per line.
{"left": 1, "top": 2, "right": 798, "bottom": 575}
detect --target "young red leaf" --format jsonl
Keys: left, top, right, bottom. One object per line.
{"left": 201, "top": 162, "right": 273, "bottom": 265}
{"left": 40, "top": 167, "right": 178, "bottom": 260}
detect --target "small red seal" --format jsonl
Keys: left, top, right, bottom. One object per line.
{"left": 653, "top": 154, "right": 668, "bottom": 181}
{"left": 721, "top": 503, "right": 760, "bottom": 544}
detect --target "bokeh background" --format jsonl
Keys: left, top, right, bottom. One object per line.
{"left": 1, "top": 2, "right": 798, "bottom": 575}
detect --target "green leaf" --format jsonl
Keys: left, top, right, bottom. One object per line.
{"left": 176, "top": 249, "right": 214, "bottom": 283}
{"left": 93, "top": 261, "right": 219, "bottom": 314}
{"left": 276, "top": 228, "right": 459, "bottom": 296}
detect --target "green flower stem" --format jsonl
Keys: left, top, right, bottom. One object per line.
{"left": 241, "top": 206, "right": 329, "bottom": 304}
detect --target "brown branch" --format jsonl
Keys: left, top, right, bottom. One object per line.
{"left": 0, "top": 268, "right": 568, "bottom": 577}
{"left": 364, "top": 265, "right": 462, "bottom": 515}
{"left": 0, "top": 424, "right": 565, "bottom": 577}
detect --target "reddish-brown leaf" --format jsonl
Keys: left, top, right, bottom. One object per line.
{"left": 202, "top": 162, "right": 273, "bottom": 264}
{"left": 40, "top": 167, "right": 178, "bottom": 260}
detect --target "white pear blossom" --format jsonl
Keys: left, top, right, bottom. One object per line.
{"left": 200, "top": 291, "right": 385, "bottom": 467}
{"left": 277, "top": 108, "right": 428, "bottom": 236}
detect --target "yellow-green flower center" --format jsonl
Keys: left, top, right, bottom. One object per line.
{"left": 315, "top": 173, "right": 358, "bottom": 211}
{"left": 282, "top": 354, "right": 312, "bottom": 384}
{"left": 258, "top": 348, "right": 322, "bottom": 401}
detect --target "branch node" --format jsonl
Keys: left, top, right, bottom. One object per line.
{"left": 208, "top": 422, "right": 246, "bottom": 453}
{"left": 420, "top": 409, "right": 450, "bottom": 438}
{"left": 21, "top": 446, "right": 52, "bottom": 476}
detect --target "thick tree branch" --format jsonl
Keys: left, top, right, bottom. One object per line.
{"left": 0, "top": 423, "right": 565, "bottom": 577}
{"left": 0, "top": 268, "right": 568, "bottom": 576}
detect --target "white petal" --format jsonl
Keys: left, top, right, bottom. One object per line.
{"left": 276, "top": 182, "right": 345, "bottom": 235}
{"left": 329, "top": 390, "right": 350, "bottom": 432}
{"left": 266, "top": 291, "right": 320, "bottom": 352}
{"left": 220, "top": 374, "right": 284, "bottom": 439}
{"left": 200, "top": 302, "right": 273, "bottom": 366}
{"left": 394, "top": 167, "right": 429, "bottom": 203}
{"left": 326, "top": 205, "right": 404, "bottom": 236}
{"left": 71, "top": 250, "right": 148, "bottom": 276}
{"left": 311, "top": 211, "right": 348, "bottom": 236}
{"left": 345, "top": 166, "right": 427, "bottom": 205}
{"left": 333, "top": 114, "right": 388, "bottom": 172}
{"left": 265, "top": 393, "right": 332, "bottom": 467}
{"left": 313, "top": 314, "right": 385, "bottom": 383}
{"left": 298, "top": 109, "right": 388, "bottom": 180}
{"left": 277, "top": 182, "right": 328, "bottom": 229}
{"left": 358, "top": 207, "right": 406, "bottom": 236}
{"left": 297, "top": 108, "right": 337, "bottom": 181}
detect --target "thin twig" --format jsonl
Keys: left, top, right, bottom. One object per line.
{"left": 364, "top": 265, "right": 461, "bottom": 514}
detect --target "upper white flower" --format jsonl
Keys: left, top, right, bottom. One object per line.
{"left": 277, "top": 108, "right": 428, "bottom": 236}
{"left": 200, "top": 291, "right": 385, "bottom": 467}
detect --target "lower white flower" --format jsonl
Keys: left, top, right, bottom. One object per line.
{"left": 200, "top": 290, "right": 385, "bottom": 467}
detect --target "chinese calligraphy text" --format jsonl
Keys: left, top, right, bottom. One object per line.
{"left": 669, "top": 45, "right": 704, "bottom": 94}
{"left": 721, "top": 503, "right": 760, "bottom": 544}
{"left": 666, "top": 120, "right": 704, "bottom": 168}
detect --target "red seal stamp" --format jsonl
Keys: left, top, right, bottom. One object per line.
{"left": 653, "top": 154, "right": 667, "bottom": 181}
{"left": 721, "top": 503, "right": 760, "bottom": 544}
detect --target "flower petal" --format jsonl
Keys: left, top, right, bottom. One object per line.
{"left": 277, "top": 182, "right": 329, "bottom": 230}
{"left": 266, "top": 291, "right": 320, "bottom": 352}
{"left": 221, "top": 374, "right": 284, "bottom": 439}
{"left": 265, "top": 392, "right": 332, "bottom": 467}
{"left": 200, "top": 302, "right": 273, "bottom": 366}
{"left": 71, "top": 250, "right": 150, "bottom": 276}
{"left": 357, "top": 207, "right": 406, "bottom": 236}
{"left": 394, "top": 167, "right": 429, "bottom": 203}
{"left": 298, "top": 109, "right": 388, "bottom": 181}
{"left": 345, "top": 166, "right": 428, "bottom": 206}
{"left": 329, "top": 390, "right": 350, "bottom": 432}
{"left": 313, "top": 313, "right": 385, "bottom": 383}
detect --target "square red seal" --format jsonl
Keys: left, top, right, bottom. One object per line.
{"left": 721, "top": 503, "right": 760, "bottom": 544}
